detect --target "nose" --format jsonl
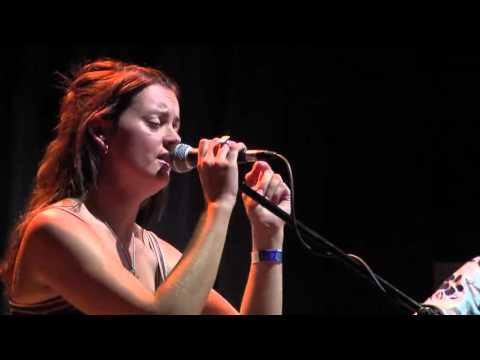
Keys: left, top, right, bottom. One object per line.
{"left": 164, "top": 126, "right": 181, "bottom": 151}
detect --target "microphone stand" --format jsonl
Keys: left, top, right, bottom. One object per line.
{"left": 240, "top": 182, "right": 441, "bottom": 315}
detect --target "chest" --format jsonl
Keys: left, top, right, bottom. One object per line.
{"left": 95, "top": 228, "right": 161, "bottom": 293}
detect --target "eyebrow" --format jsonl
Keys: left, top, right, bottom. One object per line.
{"left": 148, "top": 107, "right": 181, "bottom": 125}
{"left": 150, "top": 106, "right": 170, "bottom": 114}
{"left": 148, "top": 106, "right": 177, "bottom": 117}
{"left": 143, "top": 102, "right": 179, "bottom": 124}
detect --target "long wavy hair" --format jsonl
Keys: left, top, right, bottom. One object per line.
{"left": 0, "top": 58, "right": 180, "bottom": 293}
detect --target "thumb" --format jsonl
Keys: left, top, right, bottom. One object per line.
{"left": 244, "top": 162, "right": 264, "bottom": 188}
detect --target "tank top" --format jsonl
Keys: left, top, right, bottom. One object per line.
{"left": 8, "top": 204, "right": 169, "bottom": 315}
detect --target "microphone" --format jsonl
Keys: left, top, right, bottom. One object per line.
{"left": 170, "top": 143, "right": 275, "bottom": 173}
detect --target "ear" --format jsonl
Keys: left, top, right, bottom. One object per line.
{"left": 88, "top": 118, "right": 112, "bottom": 153}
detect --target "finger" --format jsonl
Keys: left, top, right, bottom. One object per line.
{"left": 251, "top": 161, "right": 272, "bottom": 177}
{"left": 255, "top": 166, "right": 274, "bottom": 196}
{"left": 205, "top": 138, "right": 220, "bottom": 161}
{"left": 217, "top": 141, "right": 244, "bottom": 169}
{"left": 245, "top": 162, "right": 263, "bottom": 188}
{"left": 216, "top": 141, "right": 233, "bottom": 161}
{"left": 265, "top": 173, "right": 283, "bottom": 201}
{"left": 271, "top": 181, "right": 291, "bottom": 205}
{"left": 218, "top": 135, "right": 231, "bottom": 144}
{"left": 226, "top": 142, "right": 247, "bottom": 162}
{"left": 213, "top": 136, "right": 230, "bottom": 157}
{"left": 245, "top": 161, "right": 271, "bottom": 186}
{"left": 198, "top": 139, "right": 210, "bottom": 161}
{"left": 245, "top": 161, "right": 270, "bottom": 189}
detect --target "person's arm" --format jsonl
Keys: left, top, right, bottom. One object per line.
{"left": 155, "top": 161, "right": 289, "bottom": 315}
{"left": 239, "top": 161, "right": 290, "bottom": 315}
{"left": 20, "top": 138, "right": 245, "bottom": 315}
{"left": 18, "top": 201, "right": 234, "bottom": 315}
{"left": 156, "top": 237, "right": 239, "bottom": 315}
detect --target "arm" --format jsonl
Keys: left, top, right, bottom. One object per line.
{"left": 156, "top": 237, "right": 239, "bottom": 315}
{"left": 20, "top": 138, "right": 245, "bottom": 315}
{"left": 240, "top": 229, "right": 283, "bottom": 315}
{"left": 151, "top": 162, "right": 289, "bottom": 315}
{"left": 239, "top": 161, "right": 291, "bottom": 315}
{"left": 20, "top": 202, "right": 233, "bottom": 315}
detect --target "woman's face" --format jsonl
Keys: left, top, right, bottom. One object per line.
{"left": 106, "top": 83, "right": 181, "bottom": 194}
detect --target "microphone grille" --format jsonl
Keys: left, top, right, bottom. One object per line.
{"left": 171, "top": 143, "right": 194, "bottom": 173}
{"left": 173, "top": 143, "right": 191, "bottom": 161}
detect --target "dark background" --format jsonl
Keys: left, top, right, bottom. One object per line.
{"left": 1, "top": 44, "right": 478, "bottom": 315}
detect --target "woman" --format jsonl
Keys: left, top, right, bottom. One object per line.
{"left": 0, "top": 59, "right": 291, "bottom": 315}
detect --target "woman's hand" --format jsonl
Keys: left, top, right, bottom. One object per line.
{"left": 242, "top": 161, "right": 291, "bottom": 248}
{"left": 197, "top": 137, "right": 246, "bottom": 209}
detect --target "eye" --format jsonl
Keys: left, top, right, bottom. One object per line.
{"left": 173, "top": 119, "right": 181, "bottom": 132}
{"left": 147, "top": 120, "right": 162, "bottom": 129}
{"left": 144, "top": 115, "right": 164, "bottom": 129}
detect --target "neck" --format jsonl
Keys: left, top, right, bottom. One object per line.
{"left": 83, "top": 179, "right": 145, "bottom": 243}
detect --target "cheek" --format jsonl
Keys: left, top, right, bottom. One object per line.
{"left": 112, "top": 128, "right": 158, "bottom": 165}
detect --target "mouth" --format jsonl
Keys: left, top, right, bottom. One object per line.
{"left": 157, "top": 158, "right": 171, "bottom": 166}
{"left": 157, "top": 153, "right": 171, "bottom": 164}
{"left": 156, "top": 155, "right": 172, "bottom": 173}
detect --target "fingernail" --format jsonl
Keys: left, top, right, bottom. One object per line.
{"left": 219, "top": 135, "right": 230, "bottom": 144}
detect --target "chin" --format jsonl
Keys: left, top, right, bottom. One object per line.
{"left": 133, "top": 165, "right": 170, "bottom": 193}
{"left": 152, "top": 173, "right": 170, "bottom": 190}
{"left": 141, "top": 181, "right": 168, "bottom": 201}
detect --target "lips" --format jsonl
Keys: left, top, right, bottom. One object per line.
{"left": 156, "top": 153, "right": 172, "bottom": 174}
{"left": 157, "top": 153, "right": 171, "bottom": 164}
{"left": 155, "top": 159, "right": 171, "bottom": 177}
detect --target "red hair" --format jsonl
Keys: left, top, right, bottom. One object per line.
{"left": 1, "top": 58, "right": 179, "bottom": 293}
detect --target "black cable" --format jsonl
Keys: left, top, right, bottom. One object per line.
{"left": 255, "top": 151, "right": 387, "bottom": 293}
{"left": 239, "top": 151, "right": 425, "bottom": 314}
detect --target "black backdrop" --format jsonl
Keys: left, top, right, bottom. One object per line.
{"left": 1, "top": 44, "right": 479, "bottom": 315}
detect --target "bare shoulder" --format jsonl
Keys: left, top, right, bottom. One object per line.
{"left": 13, "top": 207, "right": 157, "bottom": 314}
{"left": 11, "top": 205, "right": 100, "bottom": 303}
{"left": 24, "top": 206, "right": 100, "bottom": 255}
{"left": 23, "top": 200, "right": 88, "bottom": 246}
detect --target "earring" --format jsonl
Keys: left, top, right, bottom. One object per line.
{"left": 104, "top": 144, "right": 109, "bottom": 156}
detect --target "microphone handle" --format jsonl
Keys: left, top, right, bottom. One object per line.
{"left": 187, "top": 149, "right": 274, "bottom": 165}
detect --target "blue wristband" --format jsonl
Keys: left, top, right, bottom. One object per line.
{"left": 251, "top": 249, "right": 283, "bottom": 264}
